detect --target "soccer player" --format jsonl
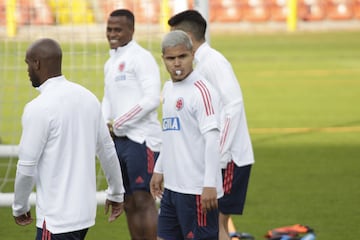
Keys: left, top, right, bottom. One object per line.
{"left": 102, "top": 9, "right": 162, "bottom": 239}
{"left": 150, "top": 30, "right": 223, "bottom": 240}
{"left": 168, "top": 10, "right": 255, "bottom": 240}
{"left": 12, "top": 38, "right": 125, "bottom": 240}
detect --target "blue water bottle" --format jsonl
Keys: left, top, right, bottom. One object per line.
{"left": 279, "top": 235, "right": 292, "bottom": 240}
{"left": 301, "top": 233, "right": 316, "bottom": 240}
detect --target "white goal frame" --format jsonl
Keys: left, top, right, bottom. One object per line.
{"left": 0, "top": 145, "right": 107, "bottom": 206}
{"left": 0, "top": 145, "right": 19, "bottom": 158}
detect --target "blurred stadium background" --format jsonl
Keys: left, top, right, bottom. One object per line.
{"left": 1, "top": 2, "right": 360, "bottom": 239}
{"left": 1, "top": 0, "right": 360, "bottom": 37}
{"left": 1, "top": 0, "right": 359, "bottom": 204}
{"left": 1, "top": 0, "right": 360, "bottom": 26}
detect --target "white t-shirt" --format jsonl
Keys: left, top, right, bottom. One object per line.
{"left": 102, "top": 40, "right": 162, "bottom": 151}
{"left": 154, "top": 70, "right": 223, "bottom": 197}
{"left": 13, "top": 76, "right": 124, "bottom": 234}
{"left": 195, "top": 42, "right": 255, "bottom": 167}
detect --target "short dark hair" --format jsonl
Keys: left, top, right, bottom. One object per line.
{"left": 168, "top": 10, "right": 207, "bottom": 41}
{"left": 110, "top": 9, "right": 135, "bottom": 28}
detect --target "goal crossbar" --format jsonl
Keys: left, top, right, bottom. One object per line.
{"left": 0, "top": 145, "right": 107, "bottom": 206}
{"left": 0, "top": 145, "right": 19, "bottom": 158}
{"left": 0, "top": 191, "right": 107, "bottom": 207}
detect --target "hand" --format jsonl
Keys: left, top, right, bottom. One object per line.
{"left": 150, "top": 172, "right": 164, "bottom": 200}
{"left": 14, "top": 211, "right": 33, "bottom": 226}
{"left": 104, "top": 199, "right": 124, "bottom": 222}
{"left": 201, "top": 187, "right": 218, "bottom": 213}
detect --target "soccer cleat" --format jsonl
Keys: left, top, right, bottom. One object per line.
{"left": 229, "top": 232, "right": 255, "bottom": 240}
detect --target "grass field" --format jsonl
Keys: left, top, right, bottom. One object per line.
{"left": 1, "top": 30, "right": 360, "bottom": 239}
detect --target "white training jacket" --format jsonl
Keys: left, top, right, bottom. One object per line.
{"left": 195, "top": 42, "right": 255, "bottom": 168}
{"left": 154, "top": 70, "right": 223, "bottom": 198}
{"left": 102, "top": 40, "right": 162, "bottom": 151}
{"left": 12, "top": 76, "right": 125, "bottom": 234}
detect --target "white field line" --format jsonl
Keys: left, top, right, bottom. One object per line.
{"left": 250, "top": 126, "right": 360, "bottom": 134}
{"left": 1, "top": 126, "right": 359, "bottom": 158}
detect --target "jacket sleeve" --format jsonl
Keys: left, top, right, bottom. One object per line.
{"left": 12, "top": 172, "right": 35, "bottom": 217}
{"left": 203, "top": 129, "right": 221, "bottom": 187}
{"left": 203, "top": 57, "right": 244, "bottom": 168}
{"left": 219, "top": 100, "right": 243, "bottom": 168}
{"left": 113, "top": 53, "right": 161, "bottom": 130}
{"left": 13, "top": 103, "right": 47, "bottom": 216}
{"left": 96, "top": 112, "right": 125, "bottom": 203}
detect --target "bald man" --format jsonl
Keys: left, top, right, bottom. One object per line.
{"left": 12, "top": 38, "right": 125, "bottom": 240}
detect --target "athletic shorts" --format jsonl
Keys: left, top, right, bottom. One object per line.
{"left": 36, "top": 225, "right": 88, "bottom": 240}
{"left": 218, "top": 162, "right": 252, "bottom": 215}
{"left": 113, "top": 136, "right": 158, "bottom": 195}
{"left": 158, "top": 189, "right": 219, "bottom": 240}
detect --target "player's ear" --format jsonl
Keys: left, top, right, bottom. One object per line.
{"left": 34, "top": 59, "right": 40, "bottom": 70}
{"left": 29, "top": 59, "right": 41, "bottom": 71}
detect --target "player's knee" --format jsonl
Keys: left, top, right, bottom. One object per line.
{"left": 132, "top": 190, "right": 156, "bottom": 209}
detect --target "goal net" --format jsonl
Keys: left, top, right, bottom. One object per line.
{"left": 0, "top": 0, "right": 195, "bottom": 206}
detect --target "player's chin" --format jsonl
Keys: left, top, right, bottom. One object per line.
{"left": 109, "top": 44, "right": 118, "bottom": 49}
{"left": 108, "top": 41, "right": 120, "bottom": 49}
{"left": 171, "top": 74, "right": 182, "bottom": 82}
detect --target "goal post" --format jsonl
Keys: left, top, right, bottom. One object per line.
{"left": 0, "top": 191, "right": 108, "bottom": 207}
{"left": 193, "top": 0, "right": 210, "bottom": 42}
{"left": 5, "top": 0, "right": 17, "bottom": 37}
{"left": 287, "top": 0, "right": 298, "bottom": 32}
{"left": 0, "top": 145, "right": 18, "bottom": 158}
{"left": 0, "top": 145, "right": 109, "bottom": 206}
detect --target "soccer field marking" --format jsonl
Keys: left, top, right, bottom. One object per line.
{"left": 255, "top": 69, "right": 360, "bottom": 77}
{"left": 249, "top": 126, "right": 360, "bottom": 134}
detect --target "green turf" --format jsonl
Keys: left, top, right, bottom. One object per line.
{"left": 1, "top": 30, "right": 360, "bottom": 239}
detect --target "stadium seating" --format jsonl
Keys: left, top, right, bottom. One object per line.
{"left": 0, "top": 0, "right": 360, "bottom": 26}
{"left": 102, "top": 0, "right": 160, "bottom": 23}
{"left": 210, "top": 0, "right": 243, "bottom": 22}
{"left": 0, "top": 0, "right": 5, "bottom": 25}
{"left": 101, "top": 0, "right": 130, "bottom": 22}
{"left": 6, "top": 0, "right": 54, "bottom": 25}
{"left": 355, "top": 0, "right": 360, "bottom": 19}
{"left": 242, "top": 0, "right": 271, "bottom": 22}
{"left": 133, "top": 0, "right": 160, "bottom": 23}
{"left": 298, "top": 0, "right": 327, "bottom": 21}
{"left": 269, "top": 0, "right": 288, "bottom": 21}
{"left": 326, "top": 0, "right": 354, "bottom": 20}
{"left": 48, "top": 0, "right": 94, "bottom": 24}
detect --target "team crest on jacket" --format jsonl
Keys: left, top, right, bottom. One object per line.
{"left": 118, "top": 62, "right": 125, "bottom": 72}
{"left": 176, "top": 97, "right": 184, "bottom": 111}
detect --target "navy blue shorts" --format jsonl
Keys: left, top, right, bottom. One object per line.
{"left": 36, "top": 227, "right": 88, "bottom": 240}
{"left": 218, "top": 162, "right": 252, "bottom": 215}
{"left": 158, "top": 189, "right": 219, "bottom": 240}
{"left": 113, "top": 136, "right": 158, "bottom": 195}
